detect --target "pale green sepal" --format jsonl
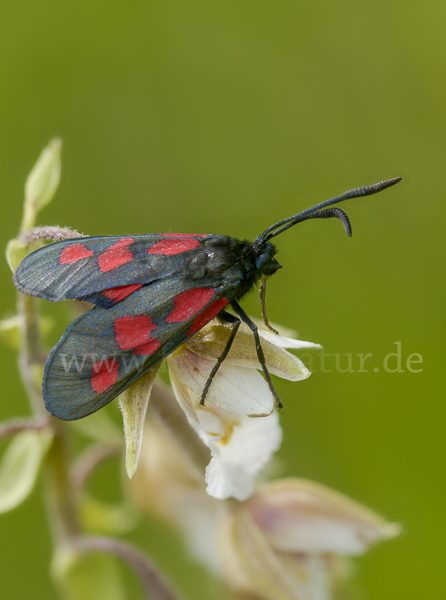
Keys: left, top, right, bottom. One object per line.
{"left": 119, "top": 365, "right": 162, "bottom": 479}
{"left": 70, "top": 410, "right": 123, "bottom": 449}
{"left": 0, "top": 429, "right": 52, "bottom": 513}
{"left": 6, "top": 238, "right": 28, "bottom": 272}
{"left": 22, "top": 138, "right": 62, "bottom": 232}
{"left": 52, "top": 548, "right": 126, "bottom": 600}
{"left": 80, "top": 494, "right": 137, "bottom": 535}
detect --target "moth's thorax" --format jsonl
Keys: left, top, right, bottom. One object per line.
{"left": 182, "top": 236, "right": 279, "bottom": 292}
{"left": 183, "top": 236, "right": 248, "bottom": 279}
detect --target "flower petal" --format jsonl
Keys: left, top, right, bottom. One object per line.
{"left": 251, "top": 318, "right": 299, "bottom": 340}
{"left": 168, "top": 367, "right": 200, "bottom": 426}
{"left": 219, "top": 506, "right": 303, "bottom": 600}
{"left": 196, "top": 408, "right": 227, "bottom": 439}
{"left": 259, "top": 329, "right": 322, "bottom": 350}
{"left": 204, "top": 409, "right": 282, "bottom": 501}
{"left": 249, "top": 479, "right": 401, "bottom": 555}
{"left": 186, "top": 326, "right": 311, "bottom": 382}
{"left": 169, "top": 348, "right": 275, "bottom": 416}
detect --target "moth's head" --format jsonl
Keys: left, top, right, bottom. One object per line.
{"left": 254, "top": 241, "right": 281, "bottom": 276}
{"left": 254, "top": 177, "right": 402, "bottom": 251}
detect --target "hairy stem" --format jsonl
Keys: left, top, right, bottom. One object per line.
{"left": 0, "top": 417, "right": 49, "bottom": 439}
{"left": 15, "top": 277, "right": 181, "bottom": 597}
{"left": 18, "top": 294, "right": 45, "bottom": 415}
{"left": 45, "top": 418, "right": 80, "bottom": 540}
{"left": 19, "top": 225, "right": 85, "bottom": 244}
{"left": 17, "top": 289, "right": 80, "bottom": 541}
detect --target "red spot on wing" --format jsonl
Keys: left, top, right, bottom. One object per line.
{"left": 114, "top": 315, "right": 158, "bottom": 351}
{"left": 98, "top": 238, "right": 134, "bottom": 273}
{"left": 188, "top": 299, "right": 229, "bottom": 336}
{"left": 166, "top": 288, "right": 215, "bottom": 323}
{"left": 157, "top": 233, "right": 208, "bottom": 238}
{"left": 133, "top": 338, "right": 161, "bottom": 355}
{"left": 148, "top": 238, "right": 200, "bottom": 255}
{"left": 103, "top": 284, "right": 144, "bottom": 303}
{"left": 59, "top": 244, "right": 94, "bottom": 264}
{"left": 91, "top": 359, "right": 119, "bottom": 394}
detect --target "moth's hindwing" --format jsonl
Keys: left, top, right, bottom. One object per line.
{"left": 14, "top": 233, "right": 210, "bottom": 307}
{"left": 43, "top": 276, "right": 232, "bottom": 420}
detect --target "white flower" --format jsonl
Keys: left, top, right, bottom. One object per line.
{"left": 126, "top": 320, "right": 399, "bottom": 600}
{"left": 218, "top": 479, "right": 400, "bottom": 600}
{"left": 131, "top": 423, "right": 399, "bottom": 600}
{"left": 120, "top": 318, "right": 319, "bottom": 494}
{"left": 201, "top": 406, "right": 282, "bottom": 501}
{"left": 167, "top": 321, "right": 318, "bottom": 500}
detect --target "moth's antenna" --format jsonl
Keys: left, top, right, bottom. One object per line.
{"left": 256, "top": 177, "right": 402, "bottom": 243}
{"left": 301, "top": 207, "right": 353, "bottom": 237}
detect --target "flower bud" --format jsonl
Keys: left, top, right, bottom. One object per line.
{"left": 22, "top": 138, "right": 62, "bottom": 232}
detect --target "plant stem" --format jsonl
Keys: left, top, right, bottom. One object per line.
{"left": 73, "top": 536, "right": 185, "bottom": 600}
{"left": 15, "top": 286, "right": 181, "bottom": 597}
{"left": 45, "top": 417, "right": 80, "bottom": 541}
{"left": 19, "top": 225, "right": 85, "bottom": 244}
{"left": 150, "top": 380, "right": 210, "bottom": 474}
{"left": 18, "top": 293, "right": 46, "bottom": 415}
{"left": 17, "top": 289, "right": 80, "bottom": 542}
{"left": 72, "top": 443, "right": 120, "bottom": 489}
{"left": 0, "top": 417, "right": 49, "bottom": 439}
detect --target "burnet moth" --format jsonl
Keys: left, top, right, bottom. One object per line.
{"left": 13, "top": 177, "right": 402, "bottom": 420}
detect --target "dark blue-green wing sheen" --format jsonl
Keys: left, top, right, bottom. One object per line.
{"left": 43, "top": 274, "right": 239, "bottom": 420}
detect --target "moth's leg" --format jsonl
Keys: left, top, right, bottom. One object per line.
{"left": 200, "top": 311, "right": 241, "bottom": 406}
{"left": 231, "top": 300, "right": 283, "bottom": 409}
{"left": 259, "top": 276, "right": 279, "bottom": 334}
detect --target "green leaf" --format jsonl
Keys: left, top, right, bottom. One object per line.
{"left": 0, "top": 430, "right": 52, "bottom": 513}
{"left": 22, "top": 138, "right": 62, "bottom": 232}
{"left": 52, "top": 549, "right": 127, "bottom": 600}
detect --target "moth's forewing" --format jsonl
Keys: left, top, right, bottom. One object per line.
{"left": 14, "top": 234, "right": 210, "bottom": 305}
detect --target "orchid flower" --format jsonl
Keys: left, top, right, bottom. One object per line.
{"left": 122, "top": 319, "right": 318, "bottom": 497}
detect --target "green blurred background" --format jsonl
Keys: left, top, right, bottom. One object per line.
{"left": 0, "top": 1, "right": 443, "bottom": 598}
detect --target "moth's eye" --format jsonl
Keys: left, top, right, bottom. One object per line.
{"left": 256, "top": 251, "right": 271, "bottom": 269}
{"left": 256, "top": 252, "right": 281, "bottom": 275}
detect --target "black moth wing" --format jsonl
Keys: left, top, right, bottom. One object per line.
{"left": 43, "top": 274, "right": 238, "bottom": 420}
{"left": 13, "top": 234, "right": 211, "bottom": 307}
